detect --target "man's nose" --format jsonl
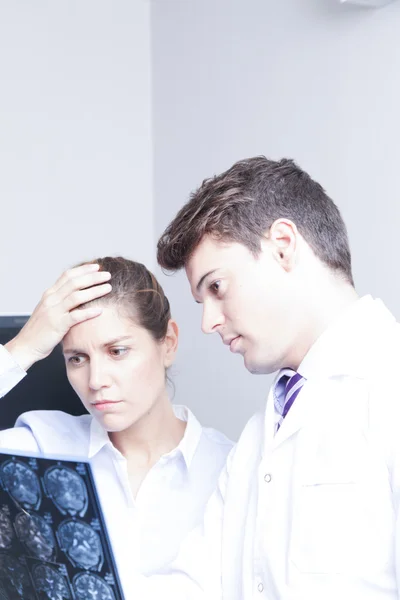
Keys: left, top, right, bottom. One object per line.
{"left": 201, "top": 301, "right": 225, "bottom": 334}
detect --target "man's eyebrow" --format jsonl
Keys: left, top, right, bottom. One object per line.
{"left": 63, "top": 335, "right": 132, "bottom": 354}
{"left": 196, "top": 269, "right": 218, "bottom": 293}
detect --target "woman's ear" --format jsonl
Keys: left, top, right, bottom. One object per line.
{"left": 163, "top": 319, "right": 179, "bottom": 368}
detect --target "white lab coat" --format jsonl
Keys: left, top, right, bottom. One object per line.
{"left": 197, "top": 296, "right": 400, "bottom": 600}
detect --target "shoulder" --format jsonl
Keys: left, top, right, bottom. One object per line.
{"left": 235, "top": 409, "right": 264, "bottom": 444}
{"left": 13, "top": 410, "right": 93, "bottom": 455}
{"left": 199, "top": 426, "right": 235, "bottom": 469}
{"left": 199, "top": 410, "right": 264, "bottom": 473}
{"left": 343, "top": 310, "right": 400, "bottom": 415}
{"left": 180, "top": 406, "right": 234, "bottom": 477}
{"left": 224, "top": 410, "right": 264, "bottom": 472}
{"left": 175, "top": 404, "right": 234, "bottom": 459}
{"left": 364, "top": 320, "right": 400, "bottom": 410}
{"left": 208, "top": 411, "right": 265, "bottom": 502}
{"left": 0, "top": 424, "right": 40, "bottom": 453}
{"left": 16, "top": 409, "right": 91, "bottom": 431}
{"left": 201, "top": 426, "right": 234, "bottom": 450}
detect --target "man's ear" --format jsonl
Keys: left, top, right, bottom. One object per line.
{"left": 163, "top": 319, "right": 179, "bottom": 368}
{"left": 263, "top": 219, "right": 298, "bottom": 271}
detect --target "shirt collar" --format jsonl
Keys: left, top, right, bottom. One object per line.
{"left": 88, "top": 416, "right": 111, "bottom": 459}
{"left": 297, "top": 294, "right": 396, "bottom": 381}
{"left": 88, "top": 404, "right": 203, "bottom": 467}
{"left": 171, "top": 404, "right": 203, "bottom": 468}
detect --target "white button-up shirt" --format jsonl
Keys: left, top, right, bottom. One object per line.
{"left": 0, "top": 346, "right": 233, "bottom": 599}
{"left": 0, "top": 344, "right": 26, "bottom": 398}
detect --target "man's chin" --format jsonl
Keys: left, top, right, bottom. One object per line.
{"left": 244, "top": 356, "right": 263, "bottom": 375}
{"left": 244, "top": 354, "right": 277, "bottom": 375}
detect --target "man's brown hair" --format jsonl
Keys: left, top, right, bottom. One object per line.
{"left": 157, "top": 156, "right": 354, "bottom": 285}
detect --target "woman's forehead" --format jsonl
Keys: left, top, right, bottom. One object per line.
{"left": 62, "top": 306, "right": 141, "bottom": 348}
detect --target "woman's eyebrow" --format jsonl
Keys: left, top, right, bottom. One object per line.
{"left": 63, "top": 335, "right": 133, "bottom": 355}
{"left": 63, "top": 347, "right": 82, "bottom": 355}
{"left": 102, "top": 335, "right": 133, "bottom": 348}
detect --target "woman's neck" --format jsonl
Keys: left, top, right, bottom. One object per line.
{"left": 109, "top": 396, "right": 187, "bottom": 468}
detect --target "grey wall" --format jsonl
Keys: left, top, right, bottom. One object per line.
{"left": 1, "top": 0, "right": 399, "bottom": 440}
{"left": 0, "top": 1, "right": 154, "bottom": 313}
{"left": 152, "top": 0, "right": 400, "bottom": 440}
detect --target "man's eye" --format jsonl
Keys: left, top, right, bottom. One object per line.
{"left": 210, "top": 281, "right": 221, "bottom": 294}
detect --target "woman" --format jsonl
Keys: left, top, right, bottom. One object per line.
{"left": 0, "top": 257, "right": 233, "bottom": 598}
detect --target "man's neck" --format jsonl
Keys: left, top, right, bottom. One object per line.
{"left": 288, "top": 273, "right": 359, "bottom": 371}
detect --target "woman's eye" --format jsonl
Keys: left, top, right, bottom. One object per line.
{"left": 68, "top": 355, "right": 85, "bottom": 366}
{"left": 110, "top": 347, "right": 128, "bottom": 357}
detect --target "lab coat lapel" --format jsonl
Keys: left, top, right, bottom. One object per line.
{"left": 273, "top": 380, "right": 318, "bottom": 447}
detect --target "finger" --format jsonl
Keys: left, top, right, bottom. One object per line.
{"left": 63, "top": 283, "right": 112, "bottom": 312}
{"left": 51, "top": 263, "right": 101, "bottom": 294}
{"left": 57, "top": 270, "right": 111, "bottom": 301}
{"left": 69, "top": 306, "right": 104, "bottom": 326}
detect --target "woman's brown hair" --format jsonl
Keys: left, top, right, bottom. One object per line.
{"left": 79, "top": 257, "right": 171, "bottom": 341}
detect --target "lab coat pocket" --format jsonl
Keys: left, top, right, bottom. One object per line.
{"left": 290, "top": 474, "right": 392, "bottom": 576}
{"left": 290, "top": 477, "right": 359, "bottom": 574}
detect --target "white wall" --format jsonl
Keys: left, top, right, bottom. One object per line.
{"left": 152, "top": 0, "right": 400, "bottom": 440}
{"left": 0, "top": 0, "right": 154, "bottom": 313}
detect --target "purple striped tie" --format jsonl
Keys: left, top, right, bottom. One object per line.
{"left": 276, "top": 371, "right": 305, "bottom": 430}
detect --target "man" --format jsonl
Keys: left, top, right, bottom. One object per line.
{"left": 156, "top": 156, "right": 400, "bottom": 599}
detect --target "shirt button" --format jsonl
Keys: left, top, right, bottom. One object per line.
{"left": 264, "top": 473, "right": 272, "bottom": 483}
{"left": 258, "top": 582, "right": 264, "bottom": 592}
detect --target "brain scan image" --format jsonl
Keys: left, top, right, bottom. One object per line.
{"left": 32, "top": 564, "right": 72, "bottom": 600}
{"left": 0, "top": 460, "right": 41, "bottom": 510}
{"left": 0, "top": 454, "right": 123, "bottom": 599}
{"left": 73, "top": 573, "right": 116, "bottom": 600}
{"left": 0, "top": 581, "right": 8, "bottom": 600}
{"left": 57, "top": 520, "right": 103, "bottom": 570}
{"left": 0, "top": 509, "right": 14, "bottom": 549}
{"left": 14, "top": 512, "right": 56, "bottom": 561}
{"left": 44, "top": 467, "right": 88, "bottom": 517}
{"left": 0, "top": 555, "right": 36, "bottom": 599}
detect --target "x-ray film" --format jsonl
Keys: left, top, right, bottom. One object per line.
{"left": 0, "top": 452, "right": 124, "bottom": 600}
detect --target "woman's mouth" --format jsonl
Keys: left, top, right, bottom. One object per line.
{"left": 92, "top": 400, "right": 122, "bottom": 412}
